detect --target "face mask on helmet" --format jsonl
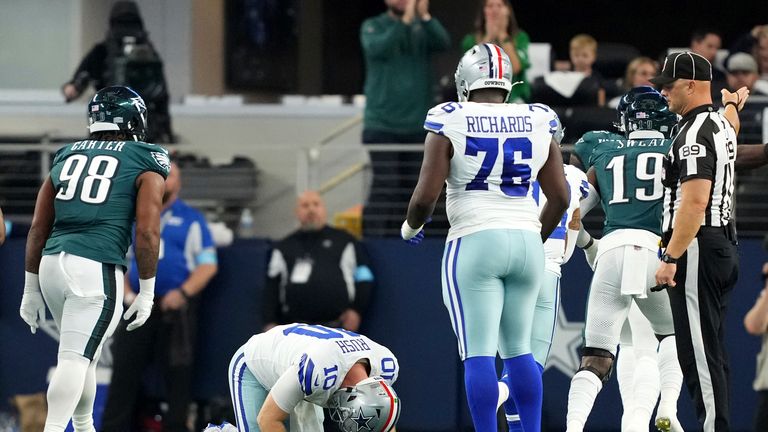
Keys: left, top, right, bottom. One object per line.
{"left": 88, "top": 86, "right": 148, "bottom": 141}
{"left": 550, "top": 113, "right": 565, "bottom": 145}
{"left": 623, "top": 92, "right": 677, "bottom": 138}
{"left": 455, "top": 44, "right": 514, "bottom": 102}
{"left": 328, "top": 377, "right": 400, "bottom": 432}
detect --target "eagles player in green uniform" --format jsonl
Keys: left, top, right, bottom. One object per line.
{"left": 19, "top": 86, "right": 169, "bottom": 432}
{"left": 565, "top": 90, "right": 682, "bottom": 432}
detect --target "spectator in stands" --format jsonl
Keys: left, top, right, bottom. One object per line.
{"left": 102, "top": 162, "right": 218, "bottom": 432}
{"left": 729, "top": 25, "right": 768, "bottom": 79}
{"left": 608, "top": 56, "right": 658, "bottom": 107}
{"left": 690, "top": 29, "right": 723, "bottom": 68}
{"left": 461, "top": 0, "right": 531, "bottom": 102}
{"left": 622, "top": 57, "right": 658, "bottom": 90}
{"left": 569, "top": 34, "right": 606, "bottom": 106}
{"left": 726, "top": 53, "right": 768, "bottom": 95}
{"left": 0, "top": 206, "right": 5, "bottom": 246}
{"left": 360, "top": 0, "right": 450, "bottom": 236}
{"left": 758, "top": 27, "right": 768, "bottom": 76}
{"left": 744, "top": 262, "right": 768, "bottom": 431}
{"left": 690, "top": 28, "right": 728, "bottom": 97}
{"left": 61, "top": 1, "right": 173, "bottom": 143}
{"left": 263, "top": 191, "right": 374, "bottom": 332}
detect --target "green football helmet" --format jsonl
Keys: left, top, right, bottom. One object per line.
{"left": 87, "top": 86, "right": 148, "bottom": 141}
{"left": 624, "top": 92, "right": 678, "bottom": 138}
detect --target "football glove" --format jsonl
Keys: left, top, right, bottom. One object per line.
{"left": 401, "top": 217, "right": 430, "bottom": 245}
{"left": 123, "top": 291, "right": 154, "bottom": 331}
{"left": 19, "top": 272, "right": 46, "bottom": 334}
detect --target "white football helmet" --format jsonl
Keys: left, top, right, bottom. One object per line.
{"left": 455, "top": 43, "right": 514, "bottom": 102}
{"left": 328, "top": 376, "right": 400, "bottom": 432}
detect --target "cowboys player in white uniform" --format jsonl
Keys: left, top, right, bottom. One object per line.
{"left": 401, "top": 43, "right": 569, "bottom": 432}
{"left": 228, "top": 323, "right": 400, "bottom": 432}
{"left": 501, "top": 155, "right": 589, "bottom": 431}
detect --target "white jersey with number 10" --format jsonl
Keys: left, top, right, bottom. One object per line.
{"left": 424, "top": 101, "right": 559, "bottom": 241}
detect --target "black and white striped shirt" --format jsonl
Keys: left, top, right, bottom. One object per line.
{"left": 662, "top": 105, "right": 737, "bottom": 233}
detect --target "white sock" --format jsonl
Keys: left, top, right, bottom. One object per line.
{"left": 44, "top": 353, "right": 90, "bottom": 432}
{"left": 72, "top": 360, "right": 98, "bottom": 432}
{"left": 497, "top": 381, "right": 510, "bottom": 410}
{"left": 630, "top": 354, "right": 660, "bottom": 428}
{"left": 657, "top": 336, "right": 683, "bottom": 414}
{"left": 616, "top": 345, "right": 635, "bottom": 431}
{"left": 566, "top": 370, "right": 603, "bottom": 432}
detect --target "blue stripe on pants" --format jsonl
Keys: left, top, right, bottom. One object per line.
{"left": 451, "top": 238, "right": 468, "bottom": 357}
{"left": 443, "top": 240, "right": 465, "bottom": 358}
{"left": 229, "top": 349, "right": 268, "bottom": 431}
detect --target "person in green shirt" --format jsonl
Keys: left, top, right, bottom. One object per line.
{"left": 461, "top": 0, "right": 531, "bottom": 102}
{"left": 360, "top": 0, "right": 450, "bottom": 236}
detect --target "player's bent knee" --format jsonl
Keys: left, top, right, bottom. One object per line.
{"left": 578, "top": 347, "right": 615, "bottom": 383}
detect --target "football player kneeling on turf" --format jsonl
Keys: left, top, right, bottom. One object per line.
{"left": 228, "top": 323, "right": 400, "bottom": 432}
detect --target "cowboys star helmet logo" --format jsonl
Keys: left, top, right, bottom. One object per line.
{"left": 351, "top": 408, "right": 374, "bottom": 431}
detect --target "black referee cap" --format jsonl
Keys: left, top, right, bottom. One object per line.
{"left": 650, "top": 51, "right": 713, "bottom": 85}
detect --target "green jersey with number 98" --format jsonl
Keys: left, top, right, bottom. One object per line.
{"left": 43, "top": 140, "right": 170, "bottom": 266}
{"left": 587, "top": 132, "right": 672, "bottom": 236}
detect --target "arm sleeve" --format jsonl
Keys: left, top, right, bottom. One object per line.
{"left": 677, "top": 136, "right": 716, "bottom": 182}
{"left": 422, "top": 18, "right": 451, "bottom": 52}
{"left": 138, "top": 145, "right": 171, "bottom": 180}
{"left": 263, "top": 248, "right": 288, "bottom": 324}
{"left": 423, "top": 103, "right": 457, "bottom": 135}
{"left": 573, "top": 133, "right": 596, "bottom": 171}
{"left": 360, "top": 18, "right": 409, "bottom": 61}
{"left": 270, "top": 363, "right": 305, "bottom": 414}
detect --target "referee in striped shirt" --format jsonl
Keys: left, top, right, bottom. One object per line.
{"left": 651, "top": 51, "right": 742, "bottom": 432}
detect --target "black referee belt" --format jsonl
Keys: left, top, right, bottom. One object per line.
{"left": 662, "top": 224, "right": 736, "bottom": 246}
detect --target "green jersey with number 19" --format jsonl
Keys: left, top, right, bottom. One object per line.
{"left": 43, "top": 140, "right": 170, "bottom": 266}
{"left": 588, "top": 131, "right": 671, "bottom": 236}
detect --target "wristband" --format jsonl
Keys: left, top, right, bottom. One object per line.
{"left": 24, "top": 271, "right": 41, "bottom": 293}
{"left": 584, "top": 237, "right": 594, "bottom": 249}
{"left": 724, "top": 101, "right": 739, "bottom": 111}
{"left": 400, "top": 220, "right": 423, "bottom": 240}
{"left": 139, "top": 277, "right": 156, "bottom": 296}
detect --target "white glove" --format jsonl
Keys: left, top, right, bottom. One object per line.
{"left": 583, "top": 238, "right": 600, "bottom": 270}
{"left": 19, "top": 272, "right": 46, "bottom": 334}
{"left": 123, "top": 277, "right": 155, "bottom": 331}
